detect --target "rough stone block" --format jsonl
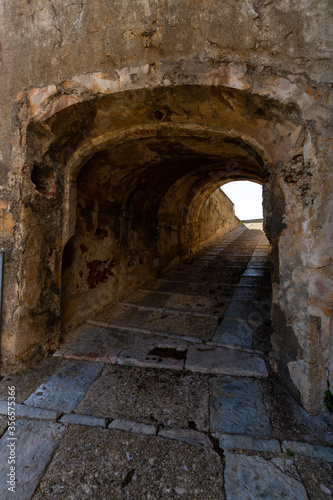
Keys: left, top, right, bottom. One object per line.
{"left": 108, "top": 419, "right": 157, "bottom": 436}
{"left": 186, "top": 345, "right": 268, "bottom": 377}
{"left": 158, "top": 427, "right": 213, "bottom": 448}
{"left": 59, "top": 413, "right": 107, "bottom": 427}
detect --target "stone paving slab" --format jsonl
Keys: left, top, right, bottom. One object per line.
{"left": 64, "top": 325, "right": 188, "bottom": 366}
{"left": 88, "top": 320, "right": 205, "bottom": 345}
{"left": 164, "top": 293, "right": 223, "bottom": 314}
{"left": 178, "top": 282, "right": 235, "bottom": 297}
{"left": 242, "top": 268, "right": 267, "bottom": 277}
{"left": 120, "top": 301, "right": 219, "bottom": 319}
{"left": 209, "top": 258, "right": 250, "bottom": 266}
{"left": 75, "top": 365, "right": 210, "bottom": 431}
{"left": 171, "top": 266, "right": 210, "bottom": 274}
{"left": 238, "top": 276, "right": 270, "bottom": 287}
{"left": 180, "top": 263, "right": 207, "bottom": 272}
{"left": 0, "top": 420, "right": 65, "bottom": 500}
{"left": 139, "top": 308, "right": 218, "bottom": 340}
{"left": 60, "top": 413, "right": 107, "bottom": 427}
{"left": 197, "top": 266, "right": 247, "bottom": 277}
{"left": 158, "top": 273, "right": 242, "bottom": 285}
{"left": 224, "top": 300, "right": 265, "bottom": 322}
{"left": 158, "top": 427, "right": 213, "bottom": 449}
{"left": 212, "top": 319, "right": 253, "bottom": 347}
{"left": 238, "top": 276, "right": 272, "bottom": 290}
{"left": 53, "top": 324, "right": 95, "bottom": 357}
{"left": 247, "top": 261, "right": 271, "bottom": 269}
{"left": 117, "top": 335, "right": 186, "bottom": 370}
{"left": 95, "top": 303, "right": 151, "bottom": 327}
{"left": 97, "top": 303, "right": 218, "bottom": 340}
{"left": 0, "top": 401, "right": 59, "bottom": 420}
{"left": 32, "top": 427, "right": 224, "bottom": 499}
{"left": 144, "top": 279, "right": 184, "bottom": 294}
{"left": 120, "top": 289, "right": 171, "bottom": 309}
{"left": 232, "top": 286, "right": 262, "bottom": 301}
{"left": 24, "top": 360, "right": 104, "bottom": 413}
{"left": 210, "top": 377, "right": 271, "bottom": 436}
{"left": 63, "top": 325, "right": 133, "bottom": 363}
{"left": 218, "top": 434, "right": 281, "bottom": 452}
{"left": 117, "top": 353, "right": 184, "bottom": 371}
{"left": 109, "top": 418, "right": 157, "bottom": 435}
{"left": 148, "top": 278, "right": 233, "bottom": 300}
{"left": 249, "top": 256, "right": 270, "bottom": 263}
{"left": 161, "top": 270, "right": 202, "bottom": 282}
{"left": 282, "top": 440, "right": 333, "bottom": 463}
{"left": 0, "top": 357, "right": 62, "bottom": 403}
{"left": 186, "top": 345, "right": 268, "bottom": 378}
{"left": 224, "top": 453, "right": 308, "bottom": 500}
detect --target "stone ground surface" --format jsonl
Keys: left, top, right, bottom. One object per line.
{"left": 0, "top": 226, "right": 332, "bottom": 499}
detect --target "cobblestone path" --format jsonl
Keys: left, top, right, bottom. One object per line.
{"left": 0, "top": 226, "right": 332, "bottom": 499}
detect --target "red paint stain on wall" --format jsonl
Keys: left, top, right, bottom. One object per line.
{"left": 86, "top": 259, "right": 116, "bottom": 289}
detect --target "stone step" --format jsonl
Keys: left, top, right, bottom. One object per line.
{"left": 119, "top": 301, "right": 221, "bottom": 319}
{"left": 59, "top": 325, "right": 267, "bottom": 378}
{"left": 93, "top": 303, "right": 218, "bottom": 341}
{"left": 186, "top": 345, "right": 268, "bottom": 378}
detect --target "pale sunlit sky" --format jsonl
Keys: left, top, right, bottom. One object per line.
{"left": 221, "top": 181, "right": 263, "bottom": 221}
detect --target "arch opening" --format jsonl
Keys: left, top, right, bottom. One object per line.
{"left": 17, "top": 80, "right": 329, "bottom": 415}
{"left": 221, "top": 180, "right": 264, "bottom": 225}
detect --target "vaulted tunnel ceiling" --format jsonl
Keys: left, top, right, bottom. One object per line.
{"left": 76, "top": 132, "right": 266, "bottom": 227}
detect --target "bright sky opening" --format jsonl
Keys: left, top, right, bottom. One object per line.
{"left": 221, "top": 181, "right": 263, "bottom": 221}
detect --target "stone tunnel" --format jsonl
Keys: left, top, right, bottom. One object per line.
{"left": 0, "top": 0, "right": 332, "bottom": 417}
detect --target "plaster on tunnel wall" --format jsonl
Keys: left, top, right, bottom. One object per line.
{"left": 3, "top": 57, "right": 332, "bottom": 416}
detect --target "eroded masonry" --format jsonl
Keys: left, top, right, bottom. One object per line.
{"left": 0, "top": 0, "right": 332, "bottom": 415}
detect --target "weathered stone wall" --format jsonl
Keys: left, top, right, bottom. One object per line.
{"left": 0, "top": 0, "right": 332, "bottom": 414}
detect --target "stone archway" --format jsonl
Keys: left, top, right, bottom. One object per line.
{"left": 7, "top": 61, "right": 332, "bottom": 415}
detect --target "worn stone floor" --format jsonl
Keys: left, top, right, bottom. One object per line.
{"left": 0, "top": 225, "right": 332, "bottom": 499}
